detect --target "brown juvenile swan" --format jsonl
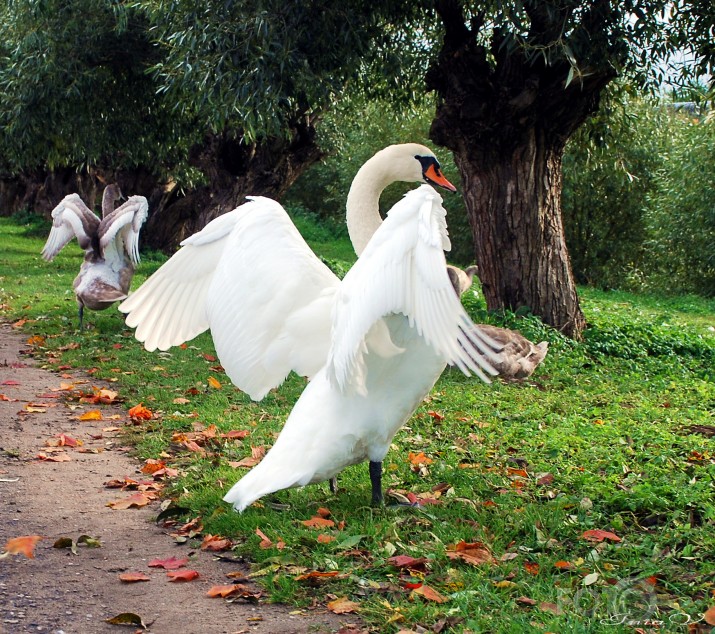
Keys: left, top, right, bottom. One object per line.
{"left": 447, "top": 264, "right": 549, "bottom": 379}
{"left": 41, "top": 185, "right": 148, "bottom": 328}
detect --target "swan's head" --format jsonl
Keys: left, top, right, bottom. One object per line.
{"left": 377, "top": 143, "right": 457, "bottom": 193}
{"left": 104, "top": 183, "right": 125, "bottom": 203}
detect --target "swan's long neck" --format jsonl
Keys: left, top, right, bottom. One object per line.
{"left": 346, "top": 167, "right": 394, "bottom": 257}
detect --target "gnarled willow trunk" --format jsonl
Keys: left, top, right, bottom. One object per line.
{"left": 452, "top": 128, "right": 585, "bottom": 336}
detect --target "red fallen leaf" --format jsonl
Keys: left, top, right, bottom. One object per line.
{"left": 536, "top": 473, "right": 554, "bottom": 486}
{"left": 507, "top": 467, "right": 529, "bottom": 478}
{"left": 407, "top": 451, "right": 433, "bottom": 466}
{"left": 222, "top": 430, "right": 250, "bottom": 440}
{"left": 295, "top": 570, "right": 340, "bottom": 581}
{"left": 112, "top": 343, "right": 123, "bottom": 349}
{"left": 387, "top": 555, "right": 429, "bottom": 571}
{"left": 1, "top": 380, "right": 21, "bottom": 386}
{"left": 327, "top": 597, "right": 360, "bottom": 614}
{"left": 446, "top": 541, "right": 495, "bottom": 566}
{"left": 128, "top": 403, "right": 153, "bottom": 420}
{"left": 119, "top": 572, "right": 150, "bottom": 583}
{"left": 412, "top": 584, "right": 448, "bottom": 603}
{"left": 524, "top": 562, "right": 540, "bottom": 575}
{"left": 182, "top": 440, "right": 205, "bottom": 454}
{"left": 167, "top": 569, "right": 200, "bottom": 582}
{"left": 317, "top": 534, "right": 336, "bottom": 544}
{"left": 148, "top": 556, "right": 188, "bottom": 570}
{"left": 36, "top": 452, "right": 71, "bottom": 462}
{"left": 107, "top": 492, "right": 154, "bottom": 510}
{"left": 405, "top": 491, "right": 441, "bottom": 506}
{"left": 3, "top": 535, "right": 42, "bottom": 558}
{"left": 203, "top": 353, "right": 217, "bottom": 362}
{"left": 55, "top": 434, "right": 81, "bottom": 448}
{"left": 581, "top": 529, "right": 622, "bottom": 543}
{"left": 302, "top": 517, "right": 335, "bottom": 529}
{"left": 151, "top": 467, "right": 179, "bottom": 480}
{"left": 402, "top": 580, "right": 423, "bottom": 590}
{"left": 704, "top": 605, "right": 715, "bottom": 626}
{"left": 516, "top": 596, "right": 538, "bottom": 606}
{"left": 427, "top": 410, "right": 445, "bottom": 421}
{"left": 201, "top": 535, "right": 233, "bottom": 552}
{"left": 554, "top": 560, "right": 574, "bottom": 570}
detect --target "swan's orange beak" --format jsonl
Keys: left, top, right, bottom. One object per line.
{"left": 424, "top": 164, "right": 457, "bottom": 192}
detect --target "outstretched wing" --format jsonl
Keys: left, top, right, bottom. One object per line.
{"left": 120, "top": 196, "right": 340, "bottom": 401}
{"left": 98, "top": 195, "right": 149, "bottom": 265}
{"left": 41, "top": 194, "right": 100, "bottom": 261}
{"left": 328, "top": 185, "right": 503, "bottom": 393}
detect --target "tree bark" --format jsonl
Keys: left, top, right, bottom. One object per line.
{"left": 427, "top": 0, "right": 618, "bottom": 338}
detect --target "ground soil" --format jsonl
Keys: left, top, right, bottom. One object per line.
{"left": 0, "top": 323, "right": 362, "bottom": 634}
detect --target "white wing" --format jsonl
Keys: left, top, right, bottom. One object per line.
{"left": 98, "top": 195, "right": 149, "bottom": 265}
{"left": 41, "top": 194, "right": 100, "bottom": 261}
{"left": 327, "top": 185, "right": 503, "bottom": 393}
{"left": 120, "top": 196, "right": 340, "bottom": 400}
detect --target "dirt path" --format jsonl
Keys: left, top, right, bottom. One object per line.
{"left": 0, "top": 323, "right": 361, "bottom": 634}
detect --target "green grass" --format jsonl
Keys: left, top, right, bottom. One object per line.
{"left": 1, "top": 215, "right": 714, "bottom": 633}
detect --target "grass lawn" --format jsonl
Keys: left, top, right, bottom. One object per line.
{"left": 1, "top": 215, "right": 714, "bottom": 633}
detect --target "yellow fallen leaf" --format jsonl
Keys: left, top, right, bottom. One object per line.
{"left": 208, "top": 376, "right": 222, "bottom": 389}
{"left": 78, "top": 410, "right": 102, "bottom": 421}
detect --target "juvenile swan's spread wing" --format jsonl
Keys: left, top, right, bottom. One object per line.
{"left": 41, "top": 194, "right": 100, "bottom": 261}
{"left": 327, "top": 185, "right": 502, "bottom": 394}
{"left": 120, "top": 197, "right": 340, "bottom": 400}
{"left": 98, "top": 195, "right": 149, "bottom": 265}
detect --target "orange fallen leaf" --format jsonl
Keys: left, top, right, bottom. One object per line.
{"left": 317, "top": 534, "right": 336, "bottom": 544}
{"left": 2, "top": 535, "right": 42, "bottom": 558}
{"left": 316, "top": 507, "right": 332, "bottom": 518}
{"left": 140, "top": 459, "right": 167, "bottom": 474}
{"left": 78, "top": 410, "right": 102, "bottom": 421}
{"left": 327, "top": 597, "right": 360, "bottom": 614}
{"left": 427, "top": 410, "right": 445, "bottom": 421}
{"left": 167, "top": 569, "right": 199, "bottom": 582}
{"left": 128, "top": 403, "right": 152, "bottom": 420}
{"left": 107, "top": 492, "right": 154, "bottom": 510}
{"left": 206, "top": 584, "right": 262, "bottom": 600}
{"left": 302, "top": 517, "right": 336, "bottom": 529}
{"left": 412, "top": 584, "right": 448, "bottom": 603}
{"left": 524, "top": 562, "right": 540, "bottom": 575}
{"left": 201, "top": 535, "right": 233, "bottom": 552}
{"left": 148, "top": 556, "right": 188, "bottom": 570}
{"left": 407, "top": 451, "right": 433, "bottom": 466}
{"left": 554, "top": 560, "right": 574, "bottom": 570}
{"left": 26, "top": 335, "right": 45, "bottom": 346}
{"left": 255, "top": 528, "right": 273, "bottom": 549}
{"left": 119, "top": 572, "right": 150, "bottom": 583}
{"left": 581, "top": 529, "right": 621, "bottom": 543}
{"left": 222, "top": 429, "right": 250, "bottom": 440}
{"left": 207, "top": 376, "right": 222, "bottom": 389}
{"left": 0, "top": 394, "right": 17, "bottom": 402}
{"left": 704, "top": 605, "right": 715, "bottom": 626}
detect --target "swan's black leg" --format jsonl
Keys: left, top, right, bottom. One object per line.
{"left": 77, "top": 303, "right": 84, "bottom": 330}
{"left": 329, "top": 476, "right": 338, "bottom": 494}
{"left": 369, "top": 461, "right": 383, "bottom": 506}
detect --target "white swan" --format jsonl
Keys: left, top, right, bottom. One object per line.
{"left": 42, "top": 185, "right": 149, "bottom": 328}
{"left": 222, "top": 184, "right": 502, "bottom": 510}
{"left": 119, "top": 144, "right": 468, "bottom": 400}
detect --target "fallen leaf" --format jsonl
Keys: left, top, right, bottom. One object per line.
{"left": 172, "top": 397, "right": 190, "bottom": 405}
{"left": 148, "top": 556, "right": 188, "bottom": 570}
{"left": 2, "top": 535, "right": 42, "bottom": 558}
{"left": 554, "top": 560, "right": 574, "bottom": 570}
{"left": 201, "top": 534, "right": 233, "bottom": 552}
{"left": 0, "top": 394, "right": 17, "bottom": 402}
{"left": 140, "top": 459, "right": 167, "bottom": 474}
{"left": 446, "top": 541, "right": 495, "bottom": 566}
{"left": 128, "top": 403, "right": 153, "bottom": 420}
{"left": 407, "top": 451, "right": 433, "bottom": 466}
{"left": 24, "top": 405, "right": 46, "bottom": 413}
{"left": 78, "top": 410, "right": 102, "bottom": 421}
{"left": 581, "top": 529, "right": 621, "bottom": 543}
{"left": 222, "top": 430, "right": 250, "bottom": 440}
{"left": 317, "top": 534, "right": 336, "bottom": 544}
{"left": 412, "top": 584, "right": 448, "bottom": 603}
{"left": 105, "top": 612, "right": 147, "bottom": 627}
{"left": 516, "top": 596, "right": 537, "bottom": 606}
{"left": 119, "top": 572, "right": 150, "bottom": 583}
{"left": 704, "top": 606, "right": 715, "bottom": 626}
{"left": 295, "top": 570, "right": 340, "bottom": 581}
{"left": 36, "top": 452, "right": 71, "bottom": 462}
{"left": 1, "top": 380, "right": 21, "bottom": 386}
{"left": 327, "top": 597, "right": 360, "bottom": 614}
{"left": 387, "top": 555, "right": 429, "bottom": 571}
{"left": 539, "top": 601, "right": 563, "bottom": 615}
{"left": 26, "top": 335, "right": 45, "bottom": 346}
{"left": 107, "top": 492, "right": 154, "bottom": 510}
{"left": 208, "top": 376, "right": 222, "bottom": 389}
{"left": 206, "top": 584, "right": 262, "bottom": 600}
{"left": 524, "top": 562, "right": 540, "bottom": 575}
{"left": 302, "top": 517, "right": 336, "bottom": 529}
{"left": 167, "top": 569, "right": 200, "bottom": 582}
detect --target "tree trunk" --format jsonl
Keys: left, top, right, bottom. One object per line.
{"left": 451, "top": 129, "right": 586, "bottom": 336}
{"left": 427, "top": 0, "right": 618, "bottom": 338}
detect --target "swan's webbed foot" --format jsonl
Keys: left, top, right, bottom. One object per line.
{"left": 329, "top": 476, "right": 338, "bottom": 494}
{"left": 369, "top": 460, "right": 383, "bottom": 506}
